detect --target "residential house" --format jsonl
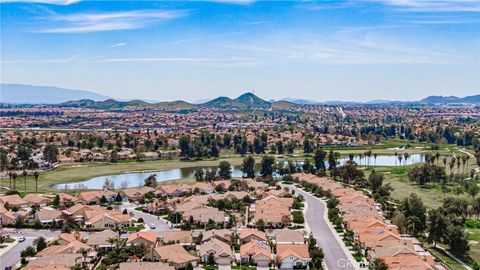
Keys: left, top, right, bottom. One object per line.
{"left": 276, "top": 244, "right": 311, "bottom": 269}
{"left": 86, "top": 229, "right": 119, "bottom": 250}
{"left": 0, "top": 194, "right": 29, "bottom": 208}
{"left": 199, "top": 238, "right": 234, "bottom": 265}
{"left": 162, "top": 230, "right": 193, "bottom": 245}
{"left": 148, "top": 244, "right": 198, "bottom": 269}
{"left": 127, "top": 230, "right": 159, "bottom": 250}
{"left": 23, "top": 194, "right": 51, "bottom": 207}
{"left": 118, "top": 262, "right": 174, "bottom": 270}
{"left": 239, "top": 240, "right": 271, "bottom": 267}
{"left": 188, "top": 207, "right": 225, "bottom": 225}
{"left": 121, "top": 187, "right": 154, "bottom": 202}
{"left": 202, "top": 229, "right": 233, "bottom": 244}
{"left": 239, "top": 229, "right": 267, "bottom": 245}
{"left": 34, "top": 209, "right": 63, "bottom": 225}
{"left": 275, "top": 228, "right": 304, "bottom": 245}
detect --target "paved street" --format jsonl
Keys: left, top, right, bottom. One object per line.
{"left": 124, "top": 207, "right": 171, "bottom": 235}
{"left": 0, "top": 229, "right": 60, "bottom": 270}
{"left": 285, "top": 185, "right": 358, "bottom": 270}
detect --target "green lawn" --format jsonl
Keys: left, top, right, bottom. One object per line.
{"left": 429, "top": 247, "right": 466, "bottom": 270}
{"left": 465, "top": 222, "right": 480, "bottom": 265}
{"left": 231, "top": 266, "right": 257, "bottom": 270}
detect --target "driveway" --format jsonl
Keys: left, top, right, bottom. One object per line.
{"left": 0, "top": 229, "right": 60, "bottom": 269}
{"left": 284, "top": 185, "right": 358, "bottom": 270}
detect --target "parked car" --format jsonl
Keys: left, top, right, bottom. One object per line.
{"left": 150, "top": 223, "right": 156, "bottom": 229}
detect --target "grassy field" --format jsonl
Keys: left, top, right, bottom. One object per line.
{"left": 465, "top": 223, "right": 480, "bottom": 265}
{"left": 0, "top": 157, "right": 251, "bottom": 194}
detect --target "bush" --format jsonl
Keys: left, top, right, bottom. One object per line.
{"left": 292, "top": 211, "right": 305, "bottom": 224}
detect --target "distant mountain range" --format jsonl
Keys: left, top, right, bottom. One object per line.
{"left": 1, "top": 83, "right": 478, "bottom": 109}
{"left": 419, "top": 95, "right": 480, "bottom": 104}
{"left": 0, "top": 83, "right": 111, "bottom": 104}
{"left": 59, "top": 92, "right": 293, "bottom": 110}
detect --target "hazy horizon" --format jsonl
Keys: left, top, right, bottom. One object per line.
{"left": 1, "top": 0, "right": 479, "bottom": 102}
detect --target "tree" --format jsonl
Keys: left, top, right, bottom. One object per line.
{"left": 400, "top": 193, "right": 426, "bottom": 236}
{"left": 303, "top": 138, "right": 313, "bottom": 154}
{"left": 43, "top": 144, "right": 59, "bottom": 163}
{"left": 260, "top": 155, "right": 275, "bottom": 178}
{"left": 103, "top": 178, "right": 115, "bottom": 190}
{"left": 110, "top": 150, "right": 118, "bottom": 163}
{"left": 206, "top": 218, "right": 216, "bottom": 231}
{"left": 314, "top": 148, "right": 326, "bottom": 172}
{"left": 11, "top": 172, "right": 17, "bottom": 190}
{"left": 194, "top": 168, "right": 205, "bottom": 182}
{"left": 179, "top": 135, "right": 191, "bottom": 158}
{"left": 116, "top": 193, "right": 123, "bottom": 202}
{"left": 467, "top": 183, "right": 480, "bottom": 200}
{"left": 292, "top": 211, "right": 305, "bottom": 224}
{"left": 144, "top": 174, "right": 158, "bottom": 188}
{"left": 20, "top": 246, "right": 37, "bottom": 258}
{"left": 218, "top": 161, "right": 232, "bottom": 179}
{"left": 33, "top": 171, "right": 40, "bottom": 193}
{"left": 327, "top": 150, "right": 337, "bottom": 170}
{"left": 0, "top": 151, "right": 8, "bottom": 171}
{"left": 100, "top": 195, "right": 107, "bottom": 204}
{"left": 426, "top": 209, "right": 447, "bottom": 247}
{"left": 369, "top": 258, "right": 388, "bottom": 270}
{"left": 257, "top": 219, "right": 265, "bottom": 231}
{"left": 241, "top": 156, "right": 256, "bottom": 179}
{"left": 207, "top": 252, "right": 215, "bottom": 265}
{"left": 35, "top": 237, "right": 47, "bottom": 252}
{"left": 445, "top": 224, "right": 469, "bottom": 256}
{"left": 52, "top": 194, "right": 60, "bottom": 206}
{"left": 185, "top": 262, "right": 193, "bottom": 270}
{"left": 368, "top": 171, "right": 384, "bottom": 193}
{"left": 22, "top": 170, "right": 28, "bottom": 192}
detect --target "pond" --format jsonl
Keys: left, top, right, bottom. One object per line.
{"left": 54, "top": 154, "right": 424, "bottom": 190}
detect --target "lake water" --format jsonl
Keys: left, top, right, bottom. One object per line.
{"left": 54, "top": 154, "right": 423, "bottom": 190}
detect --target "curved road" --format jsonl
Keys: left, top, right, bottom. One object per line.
{"left": 0, "top": 229, "right": 60, "bottom": 269}
{"left": 285, "top": 185, "right": 357, "bottom": 270}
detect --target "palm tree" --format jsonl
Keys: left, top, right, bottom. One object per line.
{"left": 462, "top": 156, "right": 468, "bottom": 173}
{"left": 398, "top": 155, "right": 403, "bottom": 166}
{"left": 456, "top": 158, "right": 461, "bottom": 174}
{"left": 453, "top": 186, "right": 464, "bottom": 198}
{"left": 22, "top": 170, "right": 27, "bottom": 192}
{"left": 442, "top": 157, "right": 447, "bottom": 167}
{"left": 435, "top": 152, "right": 440, "bottom": 166}
{"left": 403, "top": 153, "right": 410, "bottom": 166}
{"left": 8, "top": 172, "right": 12, "bottom": 189}
{"left": 11, "top": 172, "right": 17, "bottom": 190}
{"left": 449, "top": 158, "right": 456, "bottom": 174}
{"left": 373, "top": 153, "right": 378, "bottom": 165}
{"left": 33, "top": 171, "right": 40, "bottom": 193}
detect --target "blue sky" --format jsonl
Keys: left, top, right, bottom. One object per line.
{"left": 1, "top": 0, "right": 479, "bottom": 102}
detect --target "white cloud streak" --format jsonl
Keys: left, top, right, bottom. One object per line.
{"left": 109, "top": 42, "right": 127, "bottom": 48}
{"left": 0, "top": 0, "right": 79, "bottom": 5}
{"left": 369, "top": 0, "right": 480, "bottom": 12}
{"left": 36, "top": 9, "right": 189, "bottom": 33}
{"left": 208, "top": 0, "right": 256, "bottom": 5}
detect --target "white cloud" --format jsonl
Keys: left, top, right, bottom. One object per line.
{"left": 208, "top": 0, "right": 256, "bottom": 5}
{"left": 109, "top": 42, "right": 127, "bottom": 48}
{"left": 369, "top": 0, "right": 480, "bottom": 12}
{"left": 0, "top": 0, "right": 79, "bottom": 5}
{"left": 37, "top": 9, "right": 189, "bottom": 33}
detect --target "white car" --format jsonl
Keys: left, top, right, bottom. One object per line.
{"left": 18, "top": 237, "right": 26, "bottom": 242}
{"left": 150, "top": 223, "right": 156, "bottom": 229}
